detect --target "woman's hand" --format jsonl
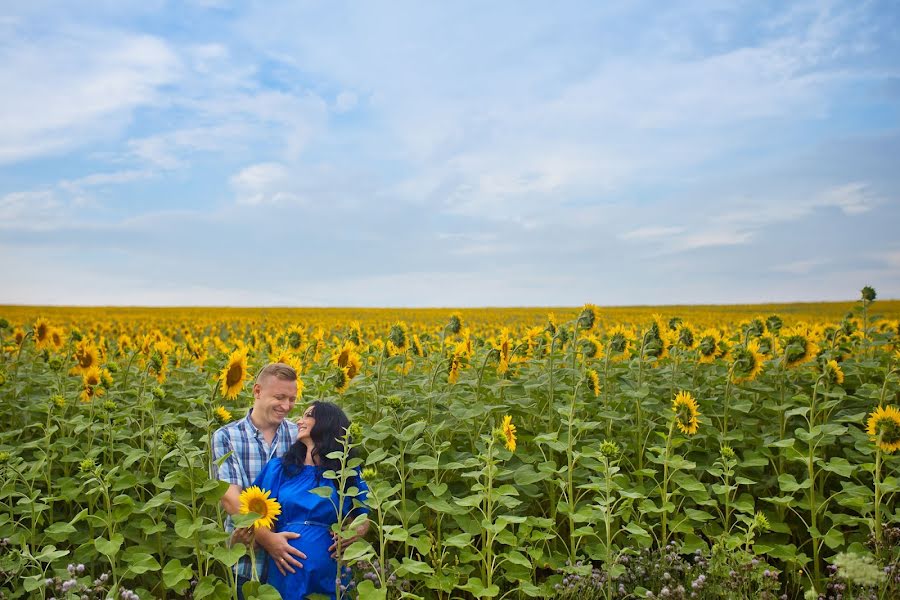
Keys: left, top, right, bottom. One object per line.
{"left": 329, "top": 519, "right": 370, "bottom": 558}
{"left": 255, "top": 528, "right": 307, "bottom": 575}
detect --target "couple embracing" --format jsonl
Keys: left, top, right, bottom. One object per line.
{"left": 212, "top": 363, "right": 370, "bottom": 600}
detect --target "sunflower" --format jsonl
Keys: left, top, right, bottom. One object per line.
{"left": 731, "top": 340, "right": 765, "bottom": 384}
{"left": 34, "top": 318, "right": 51, "bottom": 349}
{"left": 348, "top": 321, "right": 363, "bottom": 345}
{"left": 70, "top": 340, "right": 100, "bottom": 375}
{"left": 500, "top": 415, "right": 517, "bottom": 452}
{"left": 219, "top": 348, "right": 249, "bottom": 400}
{"left": 411, "top": 335, "right": 426, "bottom": 358}
{"left": 823, "top": 359, "right": 844, "bottom": 386}
{"left": 332, "top": 366, "right": 350, "bottom": 394}
{"left": 676, "top": 324, "right": 697, "bottom": 349}
{"left": 672, "top": 391, "right": 700, "bottom": 436}
{"left": 238, "top": 486, "right": 281, "bottom": 530}
{"left": 577, "top": 304, "right": 598, "bottom": 330}
{"left": 780, "top": 327, "right": 819, "bottom": 368}
{"left": 448, "top": 352, "right": 463, "bottom": 385}
{"left": 605, "top": 325, "right": 634, "bottom": 361}
{"left": 49, "top": 328, "right": 65, "bottom": 351}
{"left": 494, "top": 329, "right": 513, "bottom": 375}
{"left": 696, "top": 329, "right": 721, "bottom": 364}
{"left": 867, "top": 406, "right": 900, "bottom": 453}
{"left": 214, "top": 406, "right": 233, "bottom": 424}
{"left": 388, "top": 322, "right": 408, "bottom": 355}
{"left": 585, "top": 369, "right": 600, "bottom": 397}
{"left": 269, "top": 348, "right": 304, "bottom": 376}
{"left": 546, "top": 312, "right": 558, "bottom": 335}
{"left": 332, "top": 341, "right": 361, "bottom": 379}
{"left": 579, "top": 335, "right": 601, "bottom": 359}
{"left": 13, "top": 328, "right": 26, "bottom": 346}
{"left": 81, "top": 366, "right": 102, "bottom": 388}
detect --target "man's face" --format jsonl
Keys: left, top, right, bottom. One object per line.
{"left": 252, "top": 375, "right": 298, "bottom": 429}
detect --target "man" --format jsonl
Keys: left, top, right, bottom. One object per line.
{"left": 212, "top": 362, "right": 306, "bottom": 595}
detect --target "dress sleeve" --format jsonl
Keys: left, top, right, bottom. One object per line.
{"left": 253, "top": 457, "right": 281, "bottom": 492}
{"left": 212, "top": 428, "right": 241, "bottom": 486}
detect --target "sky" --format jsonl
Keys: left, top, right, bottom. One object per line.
{"left": 1, "top": 0, "right": 899, "bottom": 307}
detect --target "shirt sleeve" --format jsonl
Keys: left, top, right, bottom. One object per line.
{"left": 212, "top": 428, "right": 241, "bottom": 486}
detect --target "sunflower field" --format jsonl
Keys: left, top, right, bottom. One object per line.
{"left": 1, "top": 289, "right": 899, "bottom": 600}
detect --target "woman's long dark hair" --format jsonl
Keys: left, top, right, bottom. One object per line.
{"left": 282, "top": 401, "right": 357, "bottom": 481}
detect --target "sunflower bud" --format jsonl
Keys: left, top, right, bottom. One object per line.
{"left": 151, "top": 386, "right": 166, "bottom": 400}
{"left": 79, "top": 458, "right": 97, "bottom": 474}
{"left": 346, "top": 422, "right": 363, "bottom": 442}
{"left": 102, "top": 400, "right": 117, "bottom": 412}
{"left": 384, "top": 395, "right": 403, "bottom": 409}
{"left": 861, "top": 286, "right": 877, "bottom": 303}
{"left": 160, "top": 428, "right": 179, "bottom": 448}
{"left": 48, "top": 356, "right": 63, "bottom": 371}
{"left": 388, "top": 324, "right": 407, "bottom": 351}
{"left": 720, "top": 445, "right": 736, "bottom": 460}
{"left": 754, "top": 512, "right": 770, "bottom": 532}
{"left": 361, "top": 467, "right": 378, "bottom": 481}
{"left": 70, "top": 329, "right": 83, "bottom": 342}
{"left": 50, "top": 394, "right": 66, "bottom": 409}
{"left": 599, "top": 440, "right": 619, "bottom": 459}
{"left": 0, "top": 451, "right": 10, "bottom": 465}
{"left": 0, "top": 319, "right": 8, "bottom": 329}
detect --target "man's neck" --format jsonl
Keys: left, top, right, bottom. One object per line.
{"left": 248, "top": 410, "right": 278, "bottom": 441}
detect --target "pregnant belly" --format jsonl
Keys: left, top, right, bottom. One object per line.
{"left": 279, "top": 522, "right": 338, "bottom": 585}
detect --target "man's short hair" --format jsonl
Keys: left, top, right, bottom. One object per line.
{"left": 255, "top": 363, "right": 297, "bottom": 385}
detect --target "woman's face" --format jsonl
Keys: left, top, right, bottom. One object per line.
{"left": 296, "top": 405, "right": 316, "bottom": 445}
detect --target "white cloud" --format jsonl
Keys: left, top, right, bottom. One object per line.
{"left": 772, "top": 259, "right": 829, "bottom": 274}
{"left": 335, "top": 91, "right": 358, "bottom": 113}
{"left": 0, "top": 28, "right": 181, "bottom": 163}
{"left": 620, "top": 226, "right": 685, "bottom": 241}
{"left": 230, "top": 162, "right": 301, "bottom": 205}
{"left": 816, "top": 182, "right": 880, "bottom": 215}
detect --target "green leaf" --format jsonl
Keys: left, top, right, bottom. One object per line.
{"left": 162, "top": 558, "right": 194, "bottom": 589}
{"left": 309, "top": 486, "right": 335, "bottom": 498}
{"left": 94, "top": 534, "right": 123, "bottom": 558}
{"left": 123, "top": 552, "right": 161, "bottom": 575}
{"left": 459, "top": 576, "right": 500, "bottom": 598}
{"left": 357, "top": 580, "right": 388, "bottom": 600}
{"left": 212, "top": 543, "right": 247, "bottom": 567}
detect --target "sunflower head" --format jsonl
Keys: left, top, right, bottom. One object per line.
{"left": 446, "top": 313, "right": 463, "bottom": 335}
{"left": 676, "top": 324, "right": 696, "bottom": 349}
{"left": 585, "top": 369, "right": 601, "bottom": 398}
{"left": 34, "top": 318, "right": 51, "bottom": 348}
{"left": 545, "top": 313, "right": 558, "bottom": 335}
{"left": 239, "top": 486, "right": 281, "bottom": 530}
{"left": 823, "top": 359, "right": 844, "bottom": 386}
{"left": 730, "top": 341, "right": 765, "bottom": 384}
{"left": 332, "top": 367, "right": 350, "bottom": 394}
{"left": 765, "top": 315, "right": 783, "bottom": 334}
{"left": 861, "top": 285, "right": 877, "bottom": 303}
{"left": 580, "top": 336, "right": 601, "bottom": 359}
{"left": 577, "top": 304, "right": 598, "bottom": 330}
{"left": 866, "top": 405, "right": 900, "bottom": 453}
{"left": 672, "top": 391, "right": 700, "bottom": 436}
{"left": 498, "top": 415, "right": 517, "bottom": 452}
{"left": 214, "top": 406, "right": 233, "bottom": 424}
{"left": 388, "top": 323, "right": 408, "bottom": 353}
{"left": 780, "top": 329, "right": 818, "bottom": 368}
{"left": 219, "top": 349, "right": 249, "bottom": 400}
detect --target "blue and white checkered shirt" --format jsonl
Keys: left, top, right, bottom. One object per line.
{"left": 212, "top": 409, "right": 298, "bottom": 580}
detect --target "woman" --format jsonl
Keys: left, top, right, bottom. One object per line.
{"left": 252, "top": 401, "right": 369, "bottom": 600}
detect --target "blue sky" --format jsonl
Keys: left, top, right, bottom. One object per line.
{"left": 1, "top": 0, "right": 899, "bottom": 306}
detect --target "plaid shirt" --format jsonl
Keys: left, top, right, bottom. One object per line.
{"left": 212, "top": 409, "right": 298, "bottom": 580}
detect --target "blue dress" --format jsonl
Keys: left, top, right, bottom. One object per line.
{"left": 253, "top": 457, "right": 369, "bottom": 600}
